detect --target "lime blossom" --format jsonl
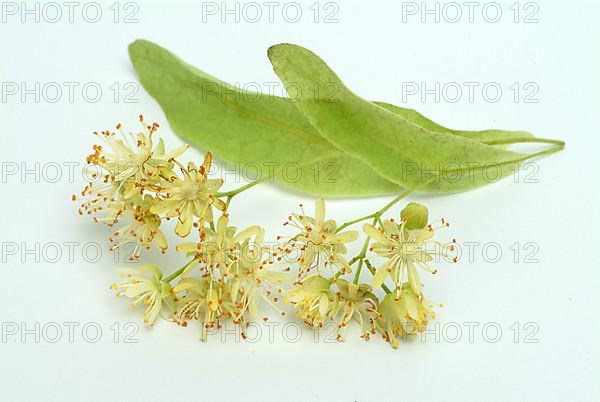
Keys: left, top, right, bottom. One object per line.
{"left": 281, "top": 199, "right": 358, "bottom": 277}
{"left": 111, "top": 263, "right": 175, "bottom": 326}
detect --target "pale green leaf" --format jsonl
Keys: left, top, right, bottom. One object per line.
{"left": 129, "top": 40, "right": 558, "bottom": 197}
{"left": 267, "top": 43, "right": 564, "bottom": 192}
{"left": 373, "top": 102, "right": 535, "bottom": 146}
{"left": 129, "top": 39, "right": 402, "bottom": 197}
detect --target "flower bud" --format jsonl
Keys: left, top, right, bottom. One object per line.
{"left": 401, "top": 202, "right": 429, "bottom": 230}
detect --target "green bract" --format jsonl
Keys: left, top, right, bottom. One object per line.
{"left": 129, "top": 39, "right": 564, "bottom": 196}
{"left": 267, "top": 43, "right": 564, "bottom": 192}
{"left": 129, "top": 40, "right": 401, "bottom": 197}
{"left": 373, "top": 102, "right": 534, "bottom": 146}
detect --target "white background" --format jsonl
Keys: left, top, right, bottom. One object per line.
{"left": 1, "top": 0, "right": 599, "bottom": 401}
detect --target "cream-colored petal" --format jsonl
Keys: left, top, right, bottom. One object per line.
{"left": 263, "top": 270, "right": 292, "bottom": 284}
{"left": 233, "top": 225, "right": 261, "bottom": 243}
{"left": 124, "top": 281, "right": 155, "bottom": 298}
{"left": 254, "top": 228, "right": 265, "bottom": 245}
{"left": 300, "top": 248, "right": 316, "bottom": 271}
{"left": 139, "top": 263, "right": 163, "bottom": 279}
{"left": 153, "top": 138, "right": 166, "bottom": 155}
{"left": 176, "top": 242, "right": 199, "bottom": 253}
{"left": 319, "top": 293, "right": 330, "bottom": 318}
{"left": 371, "top": 260, "right": 391, "bottom": 290}
{"left": 144, "top": 297, "right": 162, "bottom": 324}
{"left": 216, "top": 215, "right": 229, "bottom": 242}
{"left": 383, "top": 220, "right": 399, "bottom": 237}
{"left": 407, "top": 263, "right": 422, "bottom": 296}
{"left": 315, "top": 199, "right": 325, "bottom": 227}
{"left": 404, "top": 292, "right": 420, "bottom": 320}
{"left": 175, "top": 215, "right": 194, "bottom": 237}
{"left": 363, "top": 224, "right": 389, "bottom": 244}
{"left": 334, "top": 255, "right": 352, "bottom": 273}
{"left": 206, "top": 179, "right": 224, "bottom": 192}
{"left": 413, "top": 228, "right": 434, "bottom": 243}
{"left": 192, "top": 199, "right": 209, "bottom": 218}
{"left": 172, "top": 278, "right": 196, "bottom": 293}
{"left": 347, "top": 283, "right": 359, "bottom": 300}
{"left": 153, "top": 230, "right": 168, "bottom": 251}
{"left": 165, "top": 144, "right": 190, "bottom": 160}
{"left": 329, "top": 230, "right": 359, "bottom": 244}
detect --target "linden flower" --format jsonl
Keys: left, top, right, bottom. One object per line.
{"left": 364, "top": 211, "right": 455, "bottom": 296}
{"left": 228, "top": 230, "right": 291, "bottom": 329}
{"left": 111, "top": 264, "right": 175, "bottom": 326}
{"left": 78, "top": 116, "right": 188, "bottom": 216}
{"left": 283, "top": 199, "right": 358, "bottom": 277}
{"left": 153, "top": 153, "right": 226, "bottom": 237}
{"left": 103, "top": 195, "right": 168, "bottom": 260}
{"left": 173, "top": 278, "right": 233, "bottom": 341}
{"left": 285, "top": 275, "right": 336, "bottom": 328}
{"left": 177, "top": 214, "right": 262, "bottom": 275}
{"left": 331, "top": 279, "right": 379, "bottom": 341}
{"left": 376, "top": 286, "right": 437, "bottom": 348}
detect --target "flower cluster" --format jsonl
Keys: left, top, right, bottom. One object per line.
{"left": 75, "top": 115, "right": 225, "bottom": 260}
{"left": 281, "top": 200, "right": 456, "bottom": 347}
{"left": 172, "top": 215, "right": 290, "bottom": 340}
{"left": 77, "top": 119, "right": 456, "bottom": 348}
{"left": 77, "top": 118, "right": 290, "bottom": 340}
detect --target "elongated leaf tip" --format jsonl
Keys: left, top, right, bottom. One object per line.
{"left": 267, "top": 43, "right": 289, "bottom": 58}
{"left": 129, "top": 39, "right": 164, "bottom": 62}
{"left": 129, "top": 38, "right": 149, "bottom": 50}
{"left": 129, "top": 39, "right": 145, "bottom": 59}
{"left": 267, "top": 43, "right": 308, "bottom": 60}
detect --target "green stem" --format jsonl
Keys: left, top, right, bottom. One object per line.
{"left": 353, "top": 260, "right": 364, "bottom": 283}
{"left": 215, "top": 177, "right": 269, "bottom": 212}
{"left": 443, "top": 139, "right": 565, "bottom": 176}
{"left": 482, "top": 137, "right": 565, "bottom": 147}
{"left": 507, "top": 141, "right": 565, "bottom": 161}
{"left": 215, "top": 177, "right": 267, "bottom": 198}
{"left": 352, "top": 217, "right": 377, "bottom": 284}
{"left": 335, "top": 213, "right": 376, "bottom": 233}
{"left": 336, "top": 182, "right": 428, "bottom": 234}
{"left": 164, "top": 259, "right": 196, "bottom": 283}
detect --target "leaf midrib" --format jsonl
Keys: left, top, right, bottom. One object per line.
{"left": 139, "top": 51, "right": 347, "bottom": 158}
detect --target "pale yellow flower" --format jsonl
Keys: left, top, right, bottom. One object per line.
{"left": 283, "top": 199, "right": 358, "bottom": 277}
{"left": 376, "top": 286, "right": 437, "bottom": 348}
{"left": 102, "top": 195, "right": 167, "bottom": 260}
{"left": 177, "top": 214, "right": 262, "bottom": 275}
{"left": 331, "top": 279, "right": 379, "bottom": 341}
{"left": 78, "top": 117, "right": 188, "bottom": 217}
{"left": 227, "top": 229, "right": 291, "bottom": 331}
{"left": 175, "top": 228, "right": 291, "bottom": 340}
{"left": 173, "top": 277, "right": 233, "bottom": 341}
{"left": 285, "top": 275, "right": 336, "bottom": 328}
{"left": 111, "top": 263, "right": 175, "bottom": 326}
{"left": 364, "top": 211, "right": 455, "bottom": 296}
{"left": 153, "top": 153, "right": 226, "bottom": 237}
